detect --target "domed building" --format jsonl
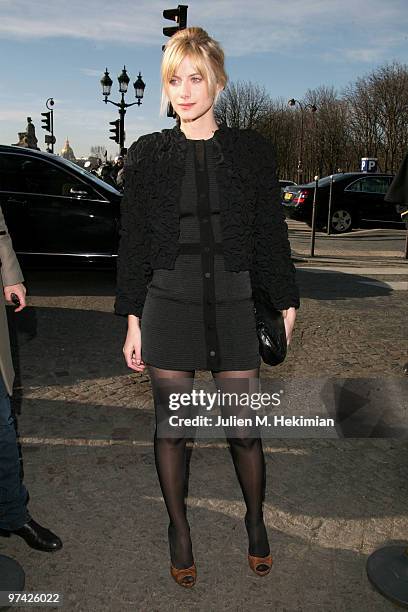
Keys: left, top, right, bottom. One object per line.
{"left": 60, "top": 138, "right": 76, "bottom": 161}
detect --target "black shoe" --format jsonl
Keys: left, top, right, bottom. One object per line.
{"left": 9, "top": 519, "right": 63, "bottom": 552}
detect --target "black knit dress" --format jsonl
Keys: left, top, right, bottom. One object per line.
{"left": 140, "top": 135, "right": 261, "bottom": 372}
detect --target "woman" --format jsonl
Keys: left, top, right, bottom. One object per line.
{"left": 115, "top": 27, "right": 300, "bottom": 588}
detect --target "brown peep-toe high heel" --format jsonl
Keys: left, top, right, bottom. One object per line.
{"left": 248, "top": 552, "right": 273, "bottom": 576}
{"left": 168, "top": 523, "right": 196, "bottom": 587}
{"left": 244, "top": 515, "right": 273, "bottom": 576}
{"left": 170, "top": 562, "right": 197, "bottom": 587}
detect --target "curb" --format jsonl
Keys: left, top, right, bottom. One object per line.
{"left": 291, "top": 253, "right": 408, "bottom": 268}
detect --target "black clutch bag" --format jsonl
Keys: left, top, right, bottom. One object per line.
{"left": 253, "top": 299, "right": 287, "bottom": 366}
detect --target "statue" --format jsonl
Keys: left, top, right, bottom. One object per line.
{"left": 26, "top": 117, "right": 40, "bottom": 150}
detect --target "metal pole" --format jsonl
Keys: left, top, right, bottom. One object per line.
{"left": 45, "top": 97, "right": 54, "bottom": 154}
{"left": 298, "top": 108, "right": 304, "bottom": 184}
{"left": 119, "top": 93, "right": 126, "bottom": 152}
{"left": 399, "top": 210, "right": 408, "bottom": 259}
{"left": 310, "top": 175, "right": 319, "bottom": 257}
{"left": 50, "top": 108, "right": 54, "bottom": 154}
{"left": 327, "top": 175, "right": 334, "bottom": 235}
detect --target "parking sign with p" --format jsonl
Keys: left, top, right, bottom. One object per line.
{"left": 361, "top": 157, "right": 378, "bottom": 173}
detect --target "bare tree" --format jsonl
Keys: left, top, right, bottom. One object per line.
{"left": 370, "top": 61, "right": 408, "bottom": 171}
{"left": 215, "top": 80, "right": 270, "bottom": 129}
{"left": 213, "top": 61, "right": 408, "bottom": 180}
{"left": 304, "top": 86, "right": 349, "bottom": 177}
{"left": 256, "top": 97, "right": 299, "bottom": 180}
{"left": 343, "top": 61, "right": 408, "bottom": 172}
{"left": 344, "top": 75, "right": 383, "bottom": 162}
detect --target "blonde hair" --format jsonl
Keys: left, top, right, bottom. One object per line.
{"left": 160, "top": 27, "right": 228, "bottom": 116}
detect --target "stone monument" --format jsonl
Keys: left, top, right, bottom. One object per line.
{"left": 13, "top": 117, "right": 40, "bottom": 150}
{"left": 26, "top": 117, "right": 40, "bottom": 150}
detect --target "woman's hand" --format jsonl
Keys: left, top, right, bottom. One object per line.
{"left": 123, "top": 315, "right": 146, "bottom": 372}
{"left": 281, "top": 307, "right": 297, "bottom": 346}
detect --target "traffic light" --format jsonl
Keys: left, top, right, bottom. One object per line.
{"left": 109, "top": 119, "right": 120, "bottom": 144}
{"left": 41, "top": 111, "right": 51, "bottom": 132}
{"left": 163, "top": 5, "right": 188, "bottom": 117}
{"left": 162, "top": 5, "right": 188, "bottom": 42}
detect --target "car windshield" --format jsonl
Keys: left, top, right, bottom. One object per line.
{"left": 48, "top": 155, "right": 121, "bottom": 195}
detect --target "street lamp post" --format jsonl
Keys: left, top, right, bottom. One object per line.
{"left": 288, "top": 99, "right": 317, "bottom": 184}
{"left": 100, "top": 66, "right": 146, "bottom": 153}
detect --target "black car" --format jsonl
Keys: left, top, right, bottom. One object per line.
{"left": 279, "top": 179, "right": 297, "bottom": 189}
{"left": 0, "top": 145, "right": 122, "bottom": 260}
{"left": 279, "top": 179, "right": 297, "bottom": 196}
{"left": 281, "top": 172, "right": 402, "bottom": 233}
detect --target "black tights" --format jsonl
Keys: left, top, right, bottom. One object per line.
{"left": 148, "top": 365, "right": 269, "bottom": 569}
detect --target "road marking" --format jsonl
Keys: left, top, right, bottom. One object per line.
{"left": 287, "top": 222, "right": 406, "bottom": 237}
{"left": 297, "top": 266, "right": 408, "bottom": 275}
{"left": 19, "top": 436, "right": 308, "bottom": 453}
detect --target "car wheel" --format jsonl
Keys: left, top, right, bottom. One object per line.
{"left": 330, "top": 208, "right": 353, "bottom": 233}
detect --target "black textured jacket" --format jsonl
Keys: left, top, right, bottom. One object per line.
{"left": 114, "top": 121, "right": 300, "bottom": 318}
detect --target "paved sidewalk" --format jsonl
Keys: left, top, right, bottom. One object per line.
{"left": 287, "top": 220, "right": 408, "bottom": 261}
{"left": 1, "top": 439, "right": 407, "bottom": 611}
{"left": 0, "top": 263, "right": 406, "bottom": 611}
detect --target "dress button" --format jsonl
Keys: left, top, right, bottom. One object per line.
{"left": 209, "top": 350, "right": 216, "bottom": 357}
{"left": 204, "top": 246, "right": 210, "bottom": 253}
{"left": 204, "top": 272, "right": 211, "bottom": 278}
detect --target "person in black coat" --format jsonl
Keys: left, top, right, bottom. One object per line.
{"left": 385, "top": 152, "right": 408, "bottom": 374}
{"left": 115, "top": 26, "right": 299, "bottom": 587}
{"left": 385, "top": 151, "right": 408, "bottom": 226}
